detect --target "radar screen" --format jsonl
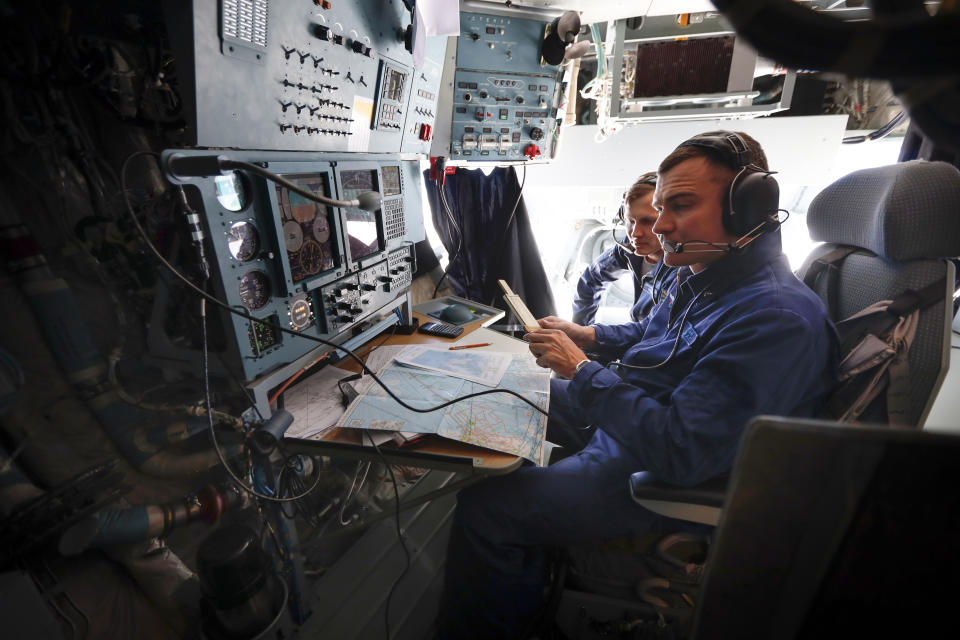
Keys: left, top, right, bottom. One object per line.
{"left": 340, "top": 169, "right": 383, "bottom": 262}
{"left": 276, "top": 173, "right": 337, "bottom": 283}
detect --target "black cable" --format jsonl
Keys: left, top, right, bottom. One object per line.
{"left": 843, "top": 111, "right": 908, "bottom": 144}
{"left": 122, "top": 150, "right": 548, "bottom": 419}
{"left": 201, "top": 292, "right": 325, "bottom": 504}
{"left": 218, "top": 159, "right": 378, "bottom": 210}
{"left": 431, "top": 185, "right": 464, "bottom": 298}
{"left": 364, "top": 431, "right": 411, "bottom": 640}
{"left": 488, "top": 165, "right": 528, "bottom": 307}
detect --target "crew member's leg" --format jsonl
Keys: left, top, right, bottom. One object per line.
{"left": 436, "top": 433, "right": 708, "bottom": 639}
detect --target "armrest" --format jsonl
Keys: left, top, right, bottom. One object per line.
{"left": 629, "top": 472, "right": 729, "bottom": 526}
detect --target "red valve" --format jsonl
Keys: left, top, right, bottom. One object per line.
{"left": 523, "top": 144, "right": 541, "bottom": 159}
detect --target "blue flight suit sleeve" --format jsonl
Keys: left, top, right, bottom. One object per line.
{"left": 572, "top": 246, "right": 632, "bottom": 325}
{"left": 568, "top": 308, "right": 835, "bottom": 486}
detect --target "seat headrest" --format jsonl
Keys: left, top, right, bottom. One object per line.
{"left": 808, "top": 160, "right": 960, "bottom": 261}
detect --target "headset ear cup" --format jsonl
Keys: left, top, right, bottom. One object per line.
{"left": 727, "top": 171, "right": 780, "bottom": 236}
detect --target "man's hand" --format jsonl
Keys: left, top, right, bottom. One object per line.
{"left": 536, "top": 316, "right": 597, "bottom": 350}
{"left": 524, "top": 329, "right": 588, "bottom": 379}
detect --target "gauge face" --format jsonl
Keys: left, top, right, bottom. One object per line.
{"left": 296, "top": 240, "right": 324, "bottom": 277}
{"left": 312, "top": 215, "right": 330, "bottom": 243}
{"left": 226, "top": 221, "right": 259, "bottom": 262}
{"left": 289, "top": 297, "right": 313, "bottom": 331}
{"left": 238, "top": 270, "right": 271, "bottom": 310}
{"left": 276, "top": 174, "right": 337, "bottom": 283}
{"left": 283, "top": 220, "right": 304, "bottom": 253}
{"left": 215, "top": 172, "right": 248, "bottom": 212}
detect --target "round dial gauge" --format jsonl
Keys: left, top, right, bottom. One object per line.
{"left": 312, "top": 214, "right": 331, "bottom": 243}
{"left": 226, "top": 221, "right": 259, "bottom": 262}
{"left": 297, "top": 240, "right": 323, "bottom": 277}
{"left": 215, "top": 172, "right": 249, "bottom": 212}
{"left": 238, "top": 270, "right": 271, "bottom": 310}
{"left": 289, "top": 298, "right": 313, "bottom": 330}
{"left": 283, "top": 220, "right": 304, "bottom": 253}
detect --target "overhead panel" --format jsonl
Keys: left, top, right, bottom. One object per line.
{"left": 164, "top": 0, "right": 444, "bottom": 153}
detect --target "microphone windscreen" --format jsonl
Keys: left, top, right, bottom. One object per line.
{"left": 357, "top": 191, "right": 382, "bottom": 212}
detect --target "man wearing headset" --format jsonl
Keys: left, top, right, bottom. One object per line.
{"left": 436, "top": 131, "right": 839, "bottom": 640}
{"left": 572, "top": 172, "right": 674, "bottom": 325}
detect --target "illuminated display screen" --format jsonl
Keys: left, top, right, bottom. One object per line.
{"left": 340, "top": 169, "right": 383, "bottom": 261}
{"left": 381, "top": 166, "right": 401, "bottom": 196}
{"left": 276, "top": 173, "right": 336, "bottom": 283}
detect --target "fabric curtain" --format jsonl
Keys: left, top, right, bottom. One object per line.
{"left": 422, "top": 166, "right": 556, "bottom": 330}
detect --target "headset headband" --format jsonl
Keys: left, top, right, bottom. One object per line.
{"left": 678, "top": 132, "right": 752, "bottom": 170}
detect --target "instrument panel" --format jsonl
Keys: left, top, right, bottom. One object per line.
{"left": 446, "top": 12, "right": 565, "bottom": 162}
{"left": 162, "top": 149, "right": 424, "bottom": 381}
{"left": 163, "top": 0, "right": 444, "bottom": 154}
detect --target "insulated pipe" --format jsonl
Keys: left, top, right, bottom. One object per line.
{"left": 58, "top": 483, "right": 244, "bottom": 555}
{"left": 0, "top": 222, "right": 241, "bottom": 476}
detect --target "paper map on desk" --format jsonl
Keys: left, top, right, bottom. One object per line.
{"left": 337, "top": 353, "right": 550, "bottom": 463}
{"left": 393, "top": 345, "right": 512, "bottom": 387}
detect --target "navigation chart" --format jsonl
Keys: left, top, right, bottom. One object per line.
{"left": 338, "top": 353, "right": 550, "bottom": 464}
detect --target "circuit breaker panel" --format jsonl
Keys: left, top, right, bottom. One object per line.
{"left": 163, "top": 150, "right": 423, "bottom": 380}
{"left": 164, "top": 0, "right": 443, "bottom": 154}
{"left": 447, "top": 12, "right": 565, "bottom": 162}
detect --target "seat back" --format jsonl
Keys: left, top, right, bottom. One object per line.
{"left": 798, "top": 160, "right": 960, "bottom": 427}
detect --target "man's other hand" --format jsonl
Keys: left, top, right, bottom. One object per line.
{"left": 536, "top": 316, "right": 597, "bottom": 350}
{"left": 524, "top": 329, "right": 588, "bottom": 379}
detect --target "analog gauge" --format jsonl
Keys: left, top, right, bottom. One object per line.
{"left": 238, "top": 270, "right": 271, "bottom": 310}
{"left": 283, "top": 220, "right": 304, "bottom": 253}
{"left": 312, "top": 214, "right": 331, "bottom": 243}
{"left": 215, "top": 172, "right": 249, "bottom": 212}
{"left": 289, "top": 297, "right": 313, "bottom": 331}
{"left": 226, "top": 221, "right": 259, "bottom": 262}
{"left": 297, "top": 240, "right": 323, "bottom": 277}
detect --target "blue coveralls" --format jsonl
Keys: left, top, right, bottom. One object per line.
{"left": 436, "top": 231, "right": 839, "bottom": 639}
{"left": 572, "top": 246, "right": 667, "bottom": 325}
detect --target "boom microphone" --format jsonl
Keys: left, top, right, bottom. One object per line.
{"left": 660, "top": 213, "right": 786, "bottom": 255}
{"left": 660, "top": 239, "right": 734, "bottom": 254}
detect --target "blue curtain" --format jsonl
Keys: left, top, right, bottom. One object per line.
{"left": 423, "top": 166, "right": 556, "bottom": 329}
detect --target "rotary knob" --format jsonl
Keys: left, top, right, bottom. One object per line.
{"left": 530, "top": 127, "right": 544, "bottom": 141}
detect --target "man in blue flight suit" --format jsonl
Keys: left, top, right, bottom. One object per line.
{"left": 572, "top": 172, "right": 676, "bottom": 325}
{"left": 436, "top": 131, "right": 839, "bottom": 639}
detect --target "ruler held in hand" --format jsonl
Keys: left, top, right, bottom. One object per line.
{"left": 498, "top": 280, "right": 541, "bottom": 332}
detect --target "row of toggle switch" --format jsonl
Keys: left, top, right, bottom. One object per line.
{"left": 282, "top": 79, "right": 339, "bottom": 93}
{"left": 278, "top": 124, "right": 353, "bottom": 135}
{"left": 278, "top": 103, "right": 353, "bottom": 122}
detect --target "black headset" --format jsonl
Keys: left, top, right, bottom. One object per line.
{"left": 676, "top": 132, "right": 780, "bottom": 237}
{"left": 616, "top": 171, "right": 659, "bottom": 225}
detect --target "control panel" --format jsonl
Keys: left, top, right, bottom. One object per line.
{"left": 164, "top": 0, "right": 444, "bottom": 154}
{"left": 163, "top": 149, "right": 425, "bottom": 380}
{"left": 447, "top": 12, "right": 564, "bottom": 162}
{"left": 318, "top": 248, "right": 414, "bottom": 334}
